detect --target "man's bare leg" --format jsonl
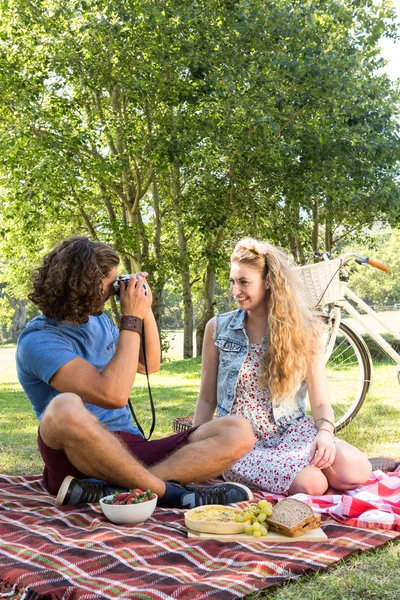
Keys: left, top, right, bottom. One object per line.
{"left": 40, "top": 394, "right": 254, "bottom": 496}
{"left": 149, "top": 416, "right": 254, "bottom": 483}
{"left": 40, "top": 394, "right": 168, "bottom": 495}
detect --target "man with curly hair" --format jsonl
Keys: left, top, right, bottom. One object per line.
{"left": 16, "top": 237, "right": 254, "bottom": 508}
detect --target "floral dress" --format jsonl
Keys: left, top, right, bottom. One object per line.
{"left": 222, "top": 344, "right": 318, "bottom": 494}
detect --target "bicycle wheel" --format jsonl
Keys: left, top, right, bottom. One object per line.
{"left": 325, "top": 320, "right": 372, "bottom": 432}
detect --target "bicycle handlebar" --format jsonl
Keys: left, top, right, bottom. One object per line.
{"left": 326, "top": 252, "right": 390, "bottom": 274}
{"left": 366, "top": 258, "right": 390, "bottom": 274}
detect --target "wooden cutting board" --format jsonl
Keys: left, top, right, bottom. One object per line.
{"left": 187, "top": 527, "right": 327, "bottom": 543}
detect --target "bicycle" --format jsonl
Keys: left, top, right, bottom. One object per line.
{"left": 296, "top": 252, "right": 400, "bottom": 432}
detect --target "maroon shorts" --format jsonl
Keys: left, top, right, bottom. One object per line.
{"left": 38, "top": 426, "right": 198, "bottom": 496}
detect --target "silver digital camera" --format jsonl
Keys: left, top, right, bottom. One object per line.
{"left": 113, "top": 275, "right": 147, "bottom": 299}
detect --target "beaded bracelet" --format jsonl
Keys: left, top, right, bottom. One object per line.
{"left": 317, "top": 427, "right": 335, "bottom": 439}
{"left": 315, "top": 417, "right": 335, "bottom": 434}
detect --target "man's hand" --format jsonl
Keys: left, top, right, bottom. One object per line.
{"left": 119, "top": 273, "right": 152, "bottom": 319}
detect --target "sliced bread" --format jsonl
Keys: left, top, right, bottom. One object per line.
{"left": 266, "top": 498, "right": 321, "bottom": 537}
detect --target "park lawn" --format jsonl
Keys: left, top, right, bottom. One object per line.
{"left": 1, "top": 346, "right": 400, "bottom": 599}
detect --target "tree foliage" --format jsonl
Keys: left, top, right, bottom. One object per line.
{"left": 0, "top": 0, "right": 399, "bottom": 352}
{"left": 344, "top": 229, "right": 400, "bottom": 305}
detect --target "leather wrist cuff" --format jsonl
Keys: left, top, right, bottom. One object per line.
{"left": 120, "top": 315, "right": 143, "bottom": 335}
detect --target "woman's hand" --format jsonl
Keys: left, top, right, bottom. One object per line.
{"left": 309, "top": 430, "right": 336, "bottom": 469}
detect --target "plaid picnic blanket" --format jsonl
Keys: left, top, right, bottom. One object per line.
{"left": 1, "top": 475, "right": 400, "bottom": 600}
{"left": 261, "top": 464, "right": 400, "bottom": 531}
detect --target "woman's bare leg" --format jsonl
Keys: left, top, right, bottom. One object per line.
{"left": 288, "top": 466, "right": 329, "bottom": 496}
{"left": 322, "top": 439, "right": 372, "bottom": 490}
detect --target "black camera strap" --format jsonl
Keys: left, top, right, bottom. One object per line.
{"left": 128, "top": 324, "right": 156, "bottom": 440}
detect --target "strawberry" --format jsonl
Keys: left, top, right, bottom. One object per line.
{"left": 114, "top": 492, "right": 130, "bottom": 502}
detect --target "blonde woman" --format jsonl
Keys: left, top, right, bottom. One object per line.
{"left": 194, "top": 238, "right": 372, "bottom": 495}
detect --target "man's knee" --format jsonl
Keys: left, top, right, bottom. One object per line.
{"left": 42, "top": 392, "right": 84, "bottom": 423}
{"left": 40, "top": 393, "right": 89, "bottom": 443}
{"left": 217, "top": 415, "right": 255, "bottom": 459}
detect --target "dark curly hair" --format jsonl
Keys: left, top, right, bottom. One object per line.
{"left": 29, "top": 237, "right": 120, "bottom": 323}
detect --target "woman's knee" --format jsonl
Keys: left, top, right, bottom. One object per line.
{"left": 288, "top": 467, "right": 329, "bottom": 496}
{"left": 327, "top": 455, "right": 372, "bottom": 490}
{"left": 349, "top": 455, "right": 372, "bottom": 484}
{"left": 326, "top": 442, "right": 373, "bottom": 489}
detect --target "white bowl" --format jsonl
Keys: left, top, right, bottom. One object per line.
{"left": 99, "top": 493, "right": 157, "bottom": 525}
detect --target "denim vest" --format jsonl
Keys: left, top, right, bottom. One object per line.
{"left": 214, "top": 309, "right": 307, "bottom": 433}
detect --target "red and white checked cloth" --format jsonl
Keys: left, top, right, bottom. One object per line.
{"left": 262, "top": 463, "right": 400, "bottom": 531}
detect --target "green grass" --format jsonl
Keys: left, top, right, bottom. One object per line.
{"left": 163, "top": 329, "right": 198, "bottom": 361}
{"left": 1, "top": 346, "right": 400, "bottom": 599}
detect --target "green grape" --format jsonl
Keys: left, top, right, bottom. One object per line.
{"left": 257, "top": 513, "right": 267, "bottom": 523}
{"left": 237, "top": 500, "right": 273, "bottom": 537}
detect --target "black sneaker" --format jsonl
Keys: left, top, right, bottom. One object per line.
{"left": 368, "top": 457, "right": 400, "bottom": 473}
{"left": 55, "top": 476, "right": 127, "bottom": 506}
{"left": 158, "top": 481, "right": 253, "bottom": 509}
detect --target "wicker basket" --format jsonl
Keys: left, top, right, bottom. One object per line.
{"left": 295, "top": 258, "right": 341, "bottom": 308}
{"left": 173, "top": 416, "right": 194, "bottom": 433}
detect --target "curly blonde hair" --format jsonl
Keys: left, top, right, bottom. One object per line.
{"left": 29, "top": 237, "right": 119, "bottom": 324}
{"left": 231, "top": 238, "right": 322, "bottom": 402}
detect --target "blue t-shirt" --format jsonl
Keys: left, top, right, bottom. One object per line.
{"left": 16, "top": 314, "right": 142, "bottom": 436}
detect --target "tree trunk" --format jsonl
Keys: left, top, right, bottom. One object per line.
{"left": 196, "top": 262, "right": 216, "bottom": 357}
{"left": 5, "top": 293, "right": 27, "bottom": 341}
{"left": 312, "top": 199, "right": 319, "bottom": 253}
{"left": 295, "top": 237, "right": 305, "bottom": 265}
{"left": 325, "top": 217, "right": 333, "bottom": 253}
{"left": 150, "top": 173, "right": 164, "bottom": 336}
{"left": 109, "top": 297, "right": 120, "bottom": 327}
{"left": 177, "top": 220, "right": 194, "bottom": 358}
{"left": 224, "top": 293, "right": 233, "bottom": 313}
{"left": 173, "top": 159, "right": 194, "bottom": 359}
{"left": 288, "top": 234, "right": 298, "bottom": 262}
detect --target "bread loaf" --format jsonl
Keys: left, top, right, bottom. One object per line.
{"left": 266, "top": 498, "right": 321, "bottom": 537}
